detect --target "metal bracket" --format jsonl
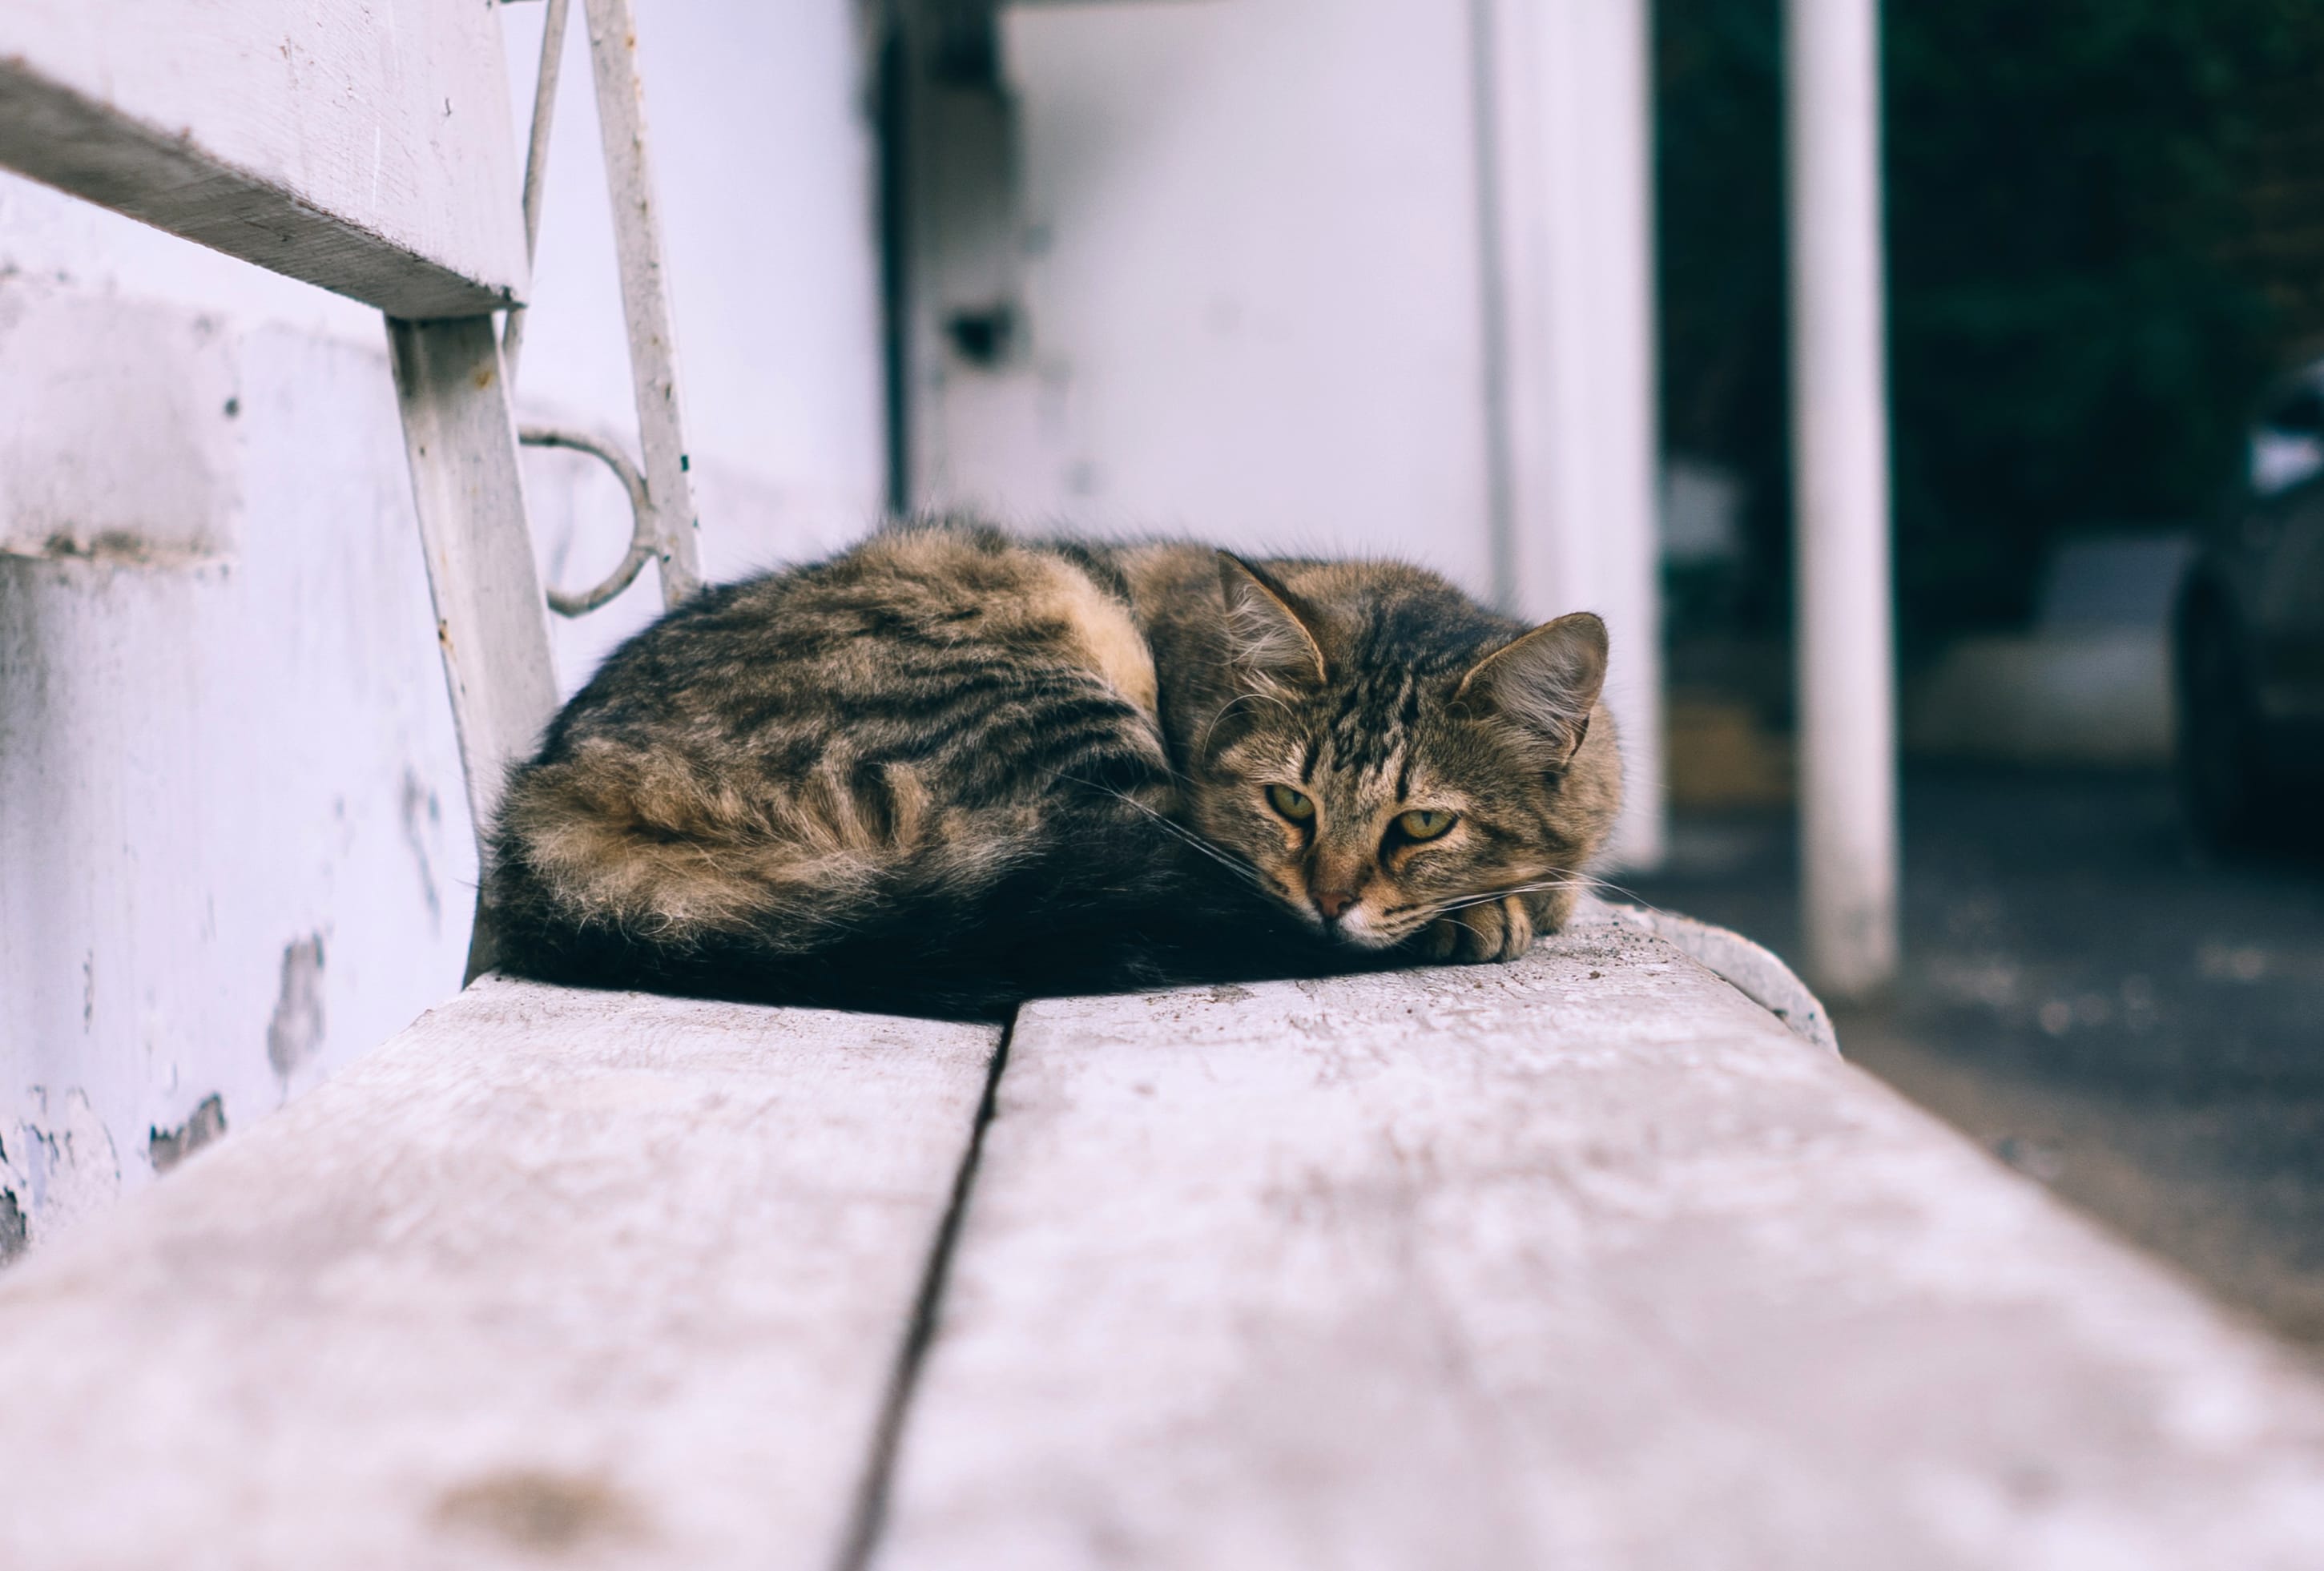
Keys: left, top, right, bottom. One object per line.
{"left": 503, "top": 0, "right": 703, "bottom": 616}
{"left": 520, "top": 425, "right": 658, "bottom": 617}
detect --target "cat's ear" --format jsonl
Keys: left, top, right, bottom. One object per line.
{"left": 1454, "top": 612, "right": 1607, "bottom": 763}
{"left": 1216, "top": 552, "right": 1327, "bottom": 688}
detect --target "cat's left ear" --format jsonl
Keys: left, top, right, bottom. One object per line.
{"left": 1454, "top": 613, "right": 1607, "bottom": 764}
{"left": 1217, "top": 552, "right": 1329, "bottom": 689}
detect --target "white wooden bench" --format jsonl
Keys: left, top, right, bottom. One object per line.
{"left": 7, "top": 904, "right": 2324, "bottom": 1569}
{"left": 12, "top": 6, "right": 2324, "bottom": 1565}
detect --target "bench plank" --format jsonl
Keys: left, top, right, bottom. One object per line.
{"left": 0, "top": 977, "right": 997, "bottom": 1569}
{"left": 0, "top": 0, "right": 526, "bottom": 316}
{"left": 877, "top": 913, "right": 2324, "bottom": 1569}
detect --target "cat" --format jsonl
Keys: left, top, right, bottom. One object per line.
{"left": 481, "top": 518, "right": 1621, "bottom": 1018}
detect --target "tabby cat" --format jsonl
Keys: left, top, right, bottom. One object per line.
{"left": 484, "top": 519, "right": 1621, "bottom": 1018}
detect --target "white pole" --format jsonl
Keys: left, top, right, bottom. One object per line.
{"left": 1489, "top": 0, "right": 1665, "bottom": 872}
{"left": 1785, "top": 0, "right": 1899, "bottom": 996}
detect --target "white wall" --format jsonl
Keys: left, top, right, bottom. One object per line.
{"left": 0, "top": 0, "right": 884, "bottom": 1253}
{"left": 916, "top": 0, "right": 1498, "bottom": 587}
{"left": 0, "top": 286, "right": 475, "bottom": 1250}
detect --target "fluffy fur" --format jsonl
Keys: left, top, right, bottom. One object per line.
{"left": 484, "top": 520, "right": 1621, "bottom": 1017}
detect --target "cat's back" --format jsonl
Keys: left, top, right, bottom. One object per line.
{"left": 484, "top": 522, "right": 1182, "bottom": 1003}
{"left": 545, "top": 521, "right": 1158, "bottom": 751}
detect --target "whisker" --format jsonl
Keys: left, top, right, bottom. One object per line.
{"left": 1420, "top": 868, "right": 1675, "bottom": 922}
{"left": 1055, "top": 774, "right": 1274, "bottom": 893}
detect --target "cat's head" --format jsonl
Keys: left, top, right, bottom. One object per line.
{"left": 1186, "top": 553, "right": 1620, "bottom": 951}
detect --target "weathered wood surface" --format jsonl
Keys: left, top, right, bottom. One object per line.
{"left": 0, "top": 977, "right": 998, "bottom": 1571}
{"left": 877, "top": 910, "right": 2324, "bottom": 1569}
{"left": 386, "top": 314, "right": 560, "bottom": 948}
{"left": 1610, "top": 901, "right": 1838, "bottom": 1055}
{"left": 0, "top": 0, "right": 528, "bottom": 316}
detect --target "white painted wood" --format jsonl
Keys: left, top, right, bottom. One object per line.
{"left": 0, "top": 977, "right": 998, "bottom": 1570}
{"left": 878, "top": 910, "right": 2324, "bottom": 1569}
{"left": 386, "top": 314, "right": 560, "bottom": 868}
{"left": 1608, "top": 901, "right": 1839, "bottom": 1057}
{"left": 582, "top": 0, "right": 703, "bottom": 606}
{"left": 1786, "top": 0, "right": 1899, "bottom": 997}
{"left": 1484, "top": 0, "right": 1665, "bottom": 870}
{"left": 0, "top": 0, "right": 528, "bottom": 317}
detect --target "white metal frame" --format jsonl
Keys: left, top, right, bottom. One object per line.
{"left": 503, "top": 0, "right": 704, "bottom": 612}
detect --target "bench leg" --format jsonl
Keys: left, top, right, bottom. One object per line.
{"left": 385, "top": 314, "right": 560, "bottom": 980}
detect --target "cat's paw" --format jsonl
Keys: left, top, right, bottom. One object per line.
{"left": 1424, "top": 893, "right": 1536, "bottom": 965}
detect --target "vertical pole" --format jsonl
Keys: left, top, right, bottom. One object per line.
{"left": 1490, "top": 0, "right": 1665, "bottom": 870}
{"left": 1589, "top": 0, "right": 1665, "bottom": 873}
{"left": 582, "top": 0, "right": 703, "bottom": 606}
{"left": 1785, "top": 0, "right": 1898, "bottom": 996}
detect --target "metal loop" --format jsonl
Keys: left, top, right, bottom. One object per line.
{"left": 521, "top": 424, "right": 658, "bottom": 616}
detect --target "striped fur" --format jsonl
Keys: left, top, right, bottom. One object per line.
{"left": 485, "top": 519, "right": 1622, "bottom": 1017}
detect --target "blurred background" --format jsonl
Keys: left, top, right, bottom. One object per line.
{"left": 4, "top": 0, "right": 2323, "bottom": 1351}
{"left": 1634, "top": 0, "right": 2324, "bottom": 1351}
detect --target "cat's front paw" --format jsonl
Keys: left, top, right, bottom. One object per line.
{"left": 1424, "top": 893, "right": 1537, "bottom": 965}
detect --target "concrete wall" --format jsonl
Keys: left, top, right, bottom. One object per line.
{"left": 0, "top": 0, "right": 884, "bottom": 1255}
{"left": 910, "top": 0, "right": 1498, "bottom": 583}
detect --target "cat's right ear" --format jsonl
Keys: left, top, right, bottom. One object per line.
{"left": 1217, "top": 552, "right": 1328, "bottom": 689}
{"left": 1454, "top": 612, "right": 1608, "bottom": 764}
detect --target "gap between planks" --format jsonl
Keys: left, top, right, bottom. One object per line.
{"left": 833, "top": 1015, "right": 1017, "bottom": 1571}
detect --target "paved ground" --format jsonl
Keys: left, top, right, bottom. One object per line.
{"left": 1629, "top": 767, "right": 2324, "bottom": 1351}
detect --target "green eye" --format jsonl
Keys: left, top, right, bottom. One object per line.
{"left": 1396, "top": 808, "right": 1456, "bottom": 842}
{"left": 1267, "top": 784, "right": 1316, "bottom": 823}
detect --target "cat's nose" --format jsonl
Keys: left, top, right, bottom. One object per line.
{"left": 1314, "top": 888, "right": 1357, "bottom": 922}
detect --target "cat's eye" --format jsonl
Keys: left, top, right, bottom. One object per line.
{"left": 1266, "top": 784, "right": 1316, "bottom": 823}
{"left": 1396, "top": 808, "right": 1457, "bottom": 842}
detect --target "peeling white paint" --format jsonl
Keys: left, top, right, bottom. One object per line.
{"left": 6, "top": 1090, "right": 122, "bottom": 1247}
{"left": 0, "top": 0, "right": 885, "bottom": 1255}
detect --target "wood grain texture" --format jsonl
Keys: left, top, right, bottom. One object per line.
{"left": 0, "top": 977, "right": 997, "bottom": 1570}
{"left": 387, "top": 315, "right": 559, "bottom": 900}
{"left": 877, "top": 910, "right": 2324, "bottom": 1570}
{"left": 0, "top": 0, "right": 526, "bottom": 316}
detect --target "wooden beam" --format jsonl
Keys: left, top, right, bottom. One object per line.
{"left": 385, "top": 313, "right": 560, "bottom": 932}
{"left": 0, "top": 978, "right": 1000, "bottom": 1569}
{"left": 877, "top": 912, "right": 2324, "bottom": 1567}
{"left": 0, "top": 0, "right": 527, "bottom": 317}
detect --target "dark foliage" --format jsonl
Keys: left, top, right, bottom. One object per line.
{"left": 1657, "top": 0, "right": 2324, "bottom": 648}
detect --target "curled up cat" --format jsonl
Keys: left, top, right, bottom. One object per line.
{"left": 482, "top": 519, "right": 1622, "bottom": 1019}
